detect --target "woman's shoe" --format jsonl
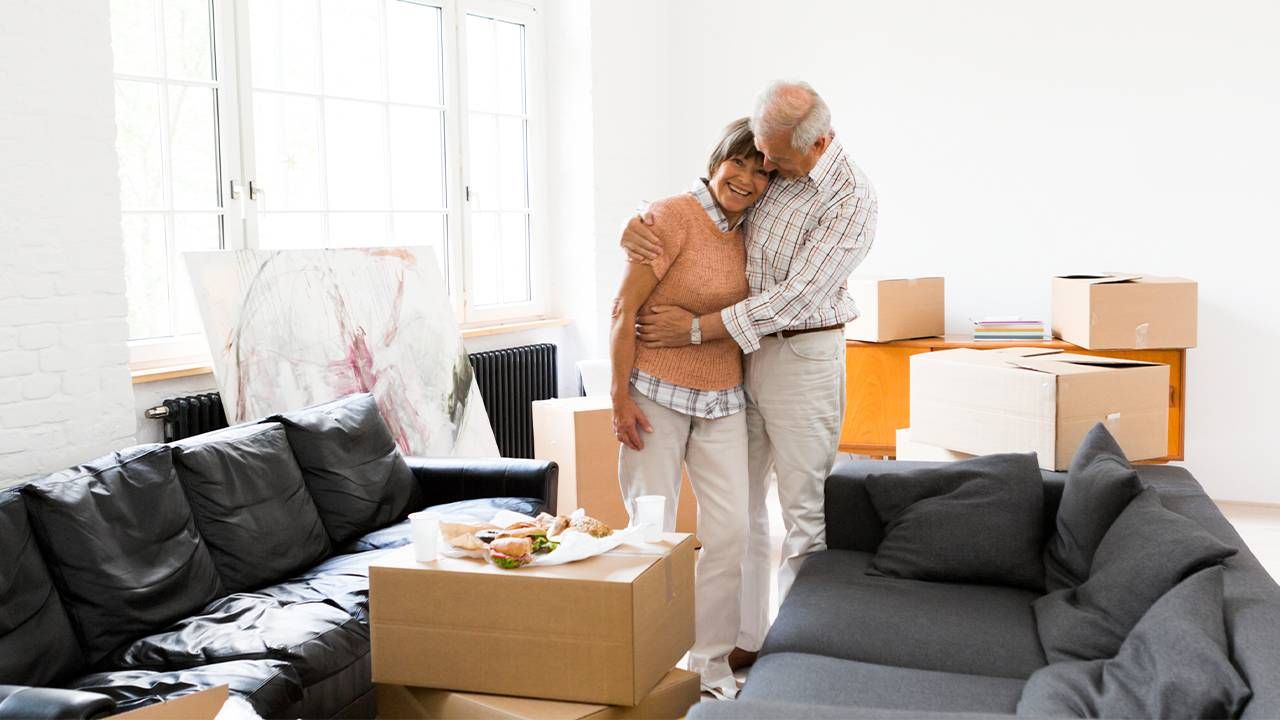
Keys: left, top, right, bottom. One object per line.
{"left": 727, "top": 647, "right": 758, "bottom": 671}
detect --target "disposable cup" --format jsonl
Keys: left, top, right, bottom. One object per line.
{"left": 410, "top": 511, "right": 440, "bottom": 562}
{"left": 634, "top": 495, "right": 666, "bottom": 542}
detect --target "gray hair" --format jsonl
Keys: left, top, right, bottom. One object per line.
{"left": 751, "top": 80, "right": 832, "bottom": 151}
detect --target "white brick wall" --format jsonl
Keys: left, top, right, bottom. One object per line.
{"left": 0, "top": 1, "right": 137, "bottom": 487}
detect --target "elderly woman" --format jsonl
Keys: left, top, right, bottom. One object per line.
{"left": 609, "top": 117, "right": 771, "bottom": 698}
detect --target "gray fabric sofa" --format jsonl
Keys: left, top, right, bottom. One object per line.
{"left": 689, "top": 460, "right": 1280, "bottom": 719}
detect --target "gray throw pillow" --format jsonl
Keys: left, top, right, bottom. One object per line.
{"left": 1043, "top": 423, "right": 1143, "bottom": 591}
{"left": 1018, "top": 566, "right": 1251, "bottom": 719}
{"left": 1034, "top": 487, "right": 1236, "bottom": 662}
{"left": 864, "top": 453, "right": 1045, "bottom": 591}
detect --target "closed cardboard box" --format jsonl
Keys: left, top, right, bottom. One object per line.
{"left": 369, "top": 535, "right": 696, "bottom": 706}
{"left": 910, "top": 348, "right": 1169, "bottom": 470}
{"left": 846, "top": 276, "right": 945, "bottom": 343}
{"left": 895, "top": 428, "right": 975, "bottom": 462}
{"left": 532, "top": 396, "right": 697, "bottom": 534}
{"left": 376, "top": 667, "right": 701, "bottom": 720}
{"left": 1052, "top": 274, "right": 1197, "bottom": 349}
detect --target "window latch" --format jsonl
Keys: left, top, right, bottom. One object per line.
{"left": 229, "top": 180, "right": 243, "bottom": 200}
{"left": 249, "top": 180, "right": 264, "bottom": 201}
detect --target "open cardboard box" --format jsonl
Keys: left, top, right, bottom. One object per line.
{"left": 369, "top": 534, "right": 695, "bottom": 707}
{"left": 1052, "top": 273, "right": 1197, "bottom": 349}
{"left": 845, "top": 276, "right": 945, "bottom": 343}
{"left": 376, "top": 667, "right": 700, "bottom": 720}
{"left": 909, "top": 347, "right": 1169, "bottom": 470}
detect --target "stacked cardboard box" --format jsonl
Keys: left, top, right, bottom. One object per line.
{"left": 909, "top": 348, "right": 1169, "bottom": 471}
{"left": 369, "top": 535, "right": 698, "bottom": 719}
{"left": 845, "top": 276, "right": 945, "bottom": 342}
{"left": 1052, "top": 274, "right": 1197, "bottom": 349}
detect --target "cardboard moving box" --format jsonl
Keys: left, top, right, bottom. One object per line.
{"left": 369, "top": 535, "right": 696, "bottom": 707}
{"left": 846, "top": 276, "right": 945, "bottom": 343}
{"left": 376, "top": 667, "right": 701, "bottom": 720}
{"left": 115, "top": 686, "right": 227, "bottom": 720}
{"left": 1052, "top": 274, "right": 1197, "bottom": 349}
{"left": 532, "top": 396, "right": 697, "bottom": 534}
{"left": 909, "top": 348, "right": 1169, "bottom": 470}
{"left": 895, "top": 428, "right": 975, "bottom": 462}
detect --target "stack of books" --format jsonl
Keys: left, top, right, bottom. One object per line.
{"left": 971, "top": 317, "right": 1047, "bottom": 341}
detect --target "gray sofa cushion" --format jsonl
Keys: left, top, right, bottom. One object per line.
{"left": 863, "top": 453, "right": 1044, "bottom": 591}
{"left": 740, "top": 652, "right": 1026, "bottom": 714}
{"left": 1019, "top": 566, "right": 1251, "bottom": 719}
{"left": 761, "top": 550, "right": 1046, "bottom": 679}
{"left": 172, "top": 423, "right": 331, "bottom": 593}
{"left": 267, "top": 393, "right": 421, "bottom": 546}
{"left": 1034, "top": 487, "right": 1236, "bottom": 662}
{"left": 1042, "top": 423, "right": 1143, "bottom": 591}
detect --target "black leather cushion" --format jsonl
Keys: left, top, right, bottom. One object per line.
{"left": 253, "top": 548, "right": 394, "bottom": 623}
{"left": 863, "top": 453, "right": 1045, "bottom": 591}
{"left": 71, "top": 659, "right": 303, "bottom": 719}
{"left": 338, "top": 496, "right": 545, "bottom": 554}
{"left": 1020, "top": 566, "right": 1251, "bottom": 719}
{"left": 172, "top": 423, "right": 331, "bottom": 592}
{"left": 1042, "top": 423, "right": 1143, "bottom": 591}
{"left": 267, "top": 393, "right": 420, "bottom": 545}
{"left": 0, "top": 685, "right": 115, "bottom": 720}
{"left": 1034, "top": 487, "right": 1237, "bottom": 662}
{"left": 110, "top": 594, "right": 368, "bottom": 689}
{"left": 21, "top": 446, "right": 225, "bottom": 664}
{"left": 0, "top": 491, "right": 83, "bottom": 686}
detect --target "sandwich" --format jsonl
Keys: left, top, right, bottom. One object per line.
{"left": 570, "top": 515, "right": 612, "bottom": 538}
{"left": 488, "top": 536, "right": 534, "bottom": 569}
{"left": 498, "top": 522, "right": 559, "bottom": 554}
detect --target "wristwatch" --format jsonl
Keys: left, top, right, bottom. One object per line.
{"left": 690, "top": 316, "right": 702, "bottom": 345}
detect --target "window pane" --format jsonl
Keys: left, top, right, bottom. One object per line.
{"left": 169, "top": 86, "right": 219, "bottom": 209}
{"left": 389, "top": 106, "right": 445, "bottom": 210}
{"left": 258, "top": 212, "right": 326, "bottom": 248}
{"left": 464, "top": 15, "right": 495, "bottom": 113}
{"left": 391, "top": 212, "right": 447, "bottom": 278}
{"left": 494, "top": 19, "right": 524, "bottom": 115}
{"left": 163, "top": 0, "right": 214, "bottom": 81}
{"left": 467, "top": 113, "right": 497, "bottom": 211}
{"left": 171, "top": 213, "right": 220, "bottom": 335}
{"left": 325, "top": 99, "right": 389, "bottom": 211}
{"left": 328, "top": 212, "right": 390, "bottom": 247}
{"left": 498, "top": 116, "right": 527, "bottom": 209}
{"left": 499, "top": 212, "right": 529, "bottom": 303}
{"left": 321, "top": 0, "right": 384, "bottom": 100}
{"left": 122, "top": 213, "right": 171, "bottom": 339}
{"left": 248, "top": 0, "right": 321, "bottom": 93}
{"left": 387, "top": 1, "right": 442, "bottom": 105}
{"left": 110, "top": 0, "right": 161, "bottom": 77}
{"left": 469, "top": 213, "right": 500, "bottom": 306}
{"left": 253, "top": 91, "right": 323, "bottom": 210}
{"left": 115, "top": 80, "right": 165, "bottom": 211}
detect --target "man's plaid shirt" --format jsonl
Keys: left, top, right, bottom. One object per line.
{"left": 721, "top": 136, "right": 878, "bottom": 354}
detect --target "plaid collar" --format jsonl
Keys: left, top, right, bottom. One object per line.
{"left": 691, "top": 179, "right": 746, "bottom": 232}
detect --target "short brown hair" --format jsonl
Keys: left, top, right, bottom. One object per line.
{"left": 706, "top": 117, "right": 763, "bottom": 178}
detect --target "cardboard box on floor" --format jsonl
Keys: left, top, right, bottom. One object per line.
{"left": 845, "top": 276, "right": 945, "bottom": 343}
{"left": 532, "top": 396, "right": 697, "bottom": 534}
{"left": 1052, "top": 274, "right": 1197, "bottom": 349}
{"left": 115, "top": 686, "right": 227, "bottom": 720}
{"left": 895, "top": 428, "right": 975, "bottom": 462}
{"left": 909, "top": 348, "right": 1169, "bottom": 471}
{"left": 376, "top": 668, "right": 701, "bottom": 720}
{"left": 369, "top": 535, "right": 696, "bottom": 707}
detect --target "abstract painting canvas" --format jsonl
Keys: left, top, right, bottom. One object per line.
{"left": 185, "top": 247, "right": 499, "bottom": 458}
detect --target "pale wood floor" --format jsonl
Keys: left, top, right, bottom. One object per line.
{"left": 1218, "top": 501, "right": 1280, "bottom": 581}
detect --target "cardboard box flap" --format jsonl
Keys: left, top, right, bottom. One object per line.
{"left": 1052, "top": 354, "right": 1159, "bottom": 368}
{"left": 1056, "top": 273, "right": 1143, "bottom": 284}
{"left": 1005, "top": 352, "right": 1160, "bottom": 375}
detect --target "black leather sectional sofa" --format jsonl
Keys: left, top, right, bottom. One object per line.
{"left": 0, "top": 393, "right": 557, "bottom": 719}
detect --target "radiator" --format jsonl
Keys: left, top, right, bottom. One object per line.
{"left": 467, "top": 343, "right": 558, "bottom": 458}
{"left": 146, "top": 344, "right": 559, "bottom": 456}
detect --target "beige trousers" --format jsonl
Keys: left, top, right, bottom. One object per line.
{"left": 737, "top": 329, "right": 846, "bottom": 651}
{"left": 618, "top": 386, "right": 748, "bottom": 693}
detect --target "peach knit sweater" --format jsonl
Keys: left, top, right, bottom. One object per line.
{"left": 634, "top": 193, "right": 748, "bottom": 390}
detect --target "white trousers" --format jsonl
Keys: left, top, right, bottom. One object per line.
{"left": 618, "top": 386, "right": 748, "bottom": 693}
{"left": 737, "top": 329, "right": 846, "bottom": 651}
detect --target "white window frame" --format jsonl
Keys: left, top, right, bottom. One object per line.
{"left": 124, "top": 0, "right": 548, "bottom": 369}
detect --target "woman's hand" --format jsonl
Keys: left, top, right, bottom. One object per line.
{"left": 612, "top": 397, "right": 654, "bottom": 451}
{"left": 637, "top": 305, "right": 695, "bottom": 348}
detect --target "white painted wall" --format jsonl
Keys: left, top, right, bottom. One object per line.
{"left": 585, "top": 0, "right": 1280, "bottom": 503}
{"left": 0, "top": 1, "right": 137, "bottom": 486}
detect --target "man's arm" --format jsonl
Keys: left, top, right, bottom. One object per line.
{"left": 635, "top": 305, "right": 729, "bottom": 348}
{"left": 722, "top": 190, "right": 877, "bottom": 353}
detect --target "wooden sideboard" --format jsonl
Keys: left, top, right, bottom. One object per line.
{"left": 839, "top": 335, "right": 1186, "bottom": 461}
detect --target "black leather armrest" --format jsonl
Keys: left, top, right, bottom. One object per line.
{"left": 406, "top": 457, "right": 559, "bottom": 515}
{"left": 0, "top": 686, "right": 115, "bottom": 720}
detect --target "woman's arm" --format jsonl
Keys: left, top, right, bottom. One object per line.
{"left": 610, "top": 260, "right": 661, "bottom": 450}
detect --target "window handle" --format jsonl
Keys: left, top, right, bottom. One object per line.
{"left": 249, "top": 180, "right": 264, "bottom": 201}
{"left": 229, "top": 180, "right": 243, "bottom": 199}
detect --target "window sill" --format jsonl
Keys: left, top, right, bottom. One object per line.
{"left": 130, "top": 316, "right": 571, "bottom": 384}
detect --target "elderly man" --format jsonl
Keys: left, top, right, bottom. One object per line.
{"left": 622, "top": 80, "right": 877, "bottom": 669}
